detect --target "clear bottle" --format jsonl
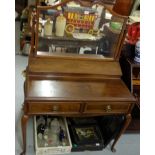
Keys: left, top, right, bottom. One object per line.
{"left": 44, "top": 17, "right": 53, "bottom": 36}
{"left": 55, "top": 14, "right": 66, "bottom": 37}
{"left": 50, "top": 118, "right": 60, "bottom": 134}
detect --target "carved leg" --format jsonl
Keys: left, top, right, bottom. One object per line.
{"left": 111, "top": 114, "right": 132, "bottom": 152}
{"left": 20, "top": 114, "right": 29, "bottom": 155}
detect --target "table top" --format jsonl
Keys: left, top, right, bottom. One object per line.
{"left": 26, "top": 78, "right": 135, "bottom": 102}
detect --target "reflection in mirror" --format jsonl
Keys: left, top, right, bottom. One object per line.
{"left": 38, "top": 0, "right": 62, "bottom": 6}
{"left": 35, "top": 0, "right": 127, "bottom": 59}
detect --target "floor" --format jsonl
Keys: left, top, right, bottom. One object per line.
{"left": 15, "top": 21, "right": 140, "bottom": 155}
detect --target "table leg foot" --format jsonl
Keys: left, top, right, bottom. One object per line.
{"left": 111, "top": 147, "right": 116, "bottom": 153}
{"left": 20, "top": 151, "right": 25, "bottom": 155}
{"left": 111, "top": 114, "right": 131, "bottom": 152}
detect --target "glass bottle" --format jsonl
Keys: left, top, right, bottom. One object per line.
{"left": 50, "top": 118, "right": 60, "bottom": 134}
{"left": 55, "top": 14, "right": 66, "bottom": 37}
{"left": 44, "top": 17, "right": 53, "bottom": 36}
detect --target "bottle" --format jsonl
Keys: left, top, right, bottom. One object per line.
{"left": 55, "top": 14, "right": 66, "bottom": 37}
{"left": 38, "top": 22, "right": 43, "bottom": 35}
{"left": 59, "top": 126, "right": 65, "bottom": 142}
{"left": 50, "top": 118, "right": 60, "bottom": 134}
{"left": 37, "top": 123, "right": 45, "bottom": 135}
{"left": 44, "top": 17, "right": 53, "bottom": 36}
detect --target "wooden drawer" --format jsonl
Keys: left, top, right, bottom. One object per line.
{"left": 27, "top": 102, "right": 81, "bottom": 114}
{"left": 84, "top": 102, "right": 131, "bottom": 114}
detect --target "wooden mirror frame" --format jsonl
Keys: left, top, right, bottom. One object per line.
{"left": 30, "top": 0, "right": 128, "bottom": 60}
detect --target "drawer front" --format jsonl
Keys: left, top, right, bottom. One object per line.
{"left": 84, "top": 102, "right": 130, "bottom": 114}
{"left": 28, "top": 102, "right": 81, "bottom": 114}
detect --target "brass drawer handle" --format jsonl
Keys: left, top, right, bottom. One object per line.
{"left": 105, "top": 105, "right": 112, "bottom": 112}
{"left": 52, "top": 105, "right": 59, "bottom": 112}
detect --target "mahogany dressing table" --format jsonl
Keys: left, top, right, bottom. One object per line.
{"left": 20, "top": 1, "right": 136, "bottom": 155}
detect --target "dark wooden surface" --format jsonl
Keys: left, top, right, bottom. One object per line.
{"left": 26, "top": 79, "right": 134, "bottom": 101}
{"left": 113, "top": 0, "right": 134, "bottom": 16}
{"left": 28, "top": 55, "right": 121, "bottom": 76}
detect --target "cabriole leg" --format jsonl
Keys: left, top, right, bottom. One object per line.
{"left": 111, "top": 114, "right": 132, "bottom": 152}
{"left": 20, "top": 114, "right": 29, "bottom": 155}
